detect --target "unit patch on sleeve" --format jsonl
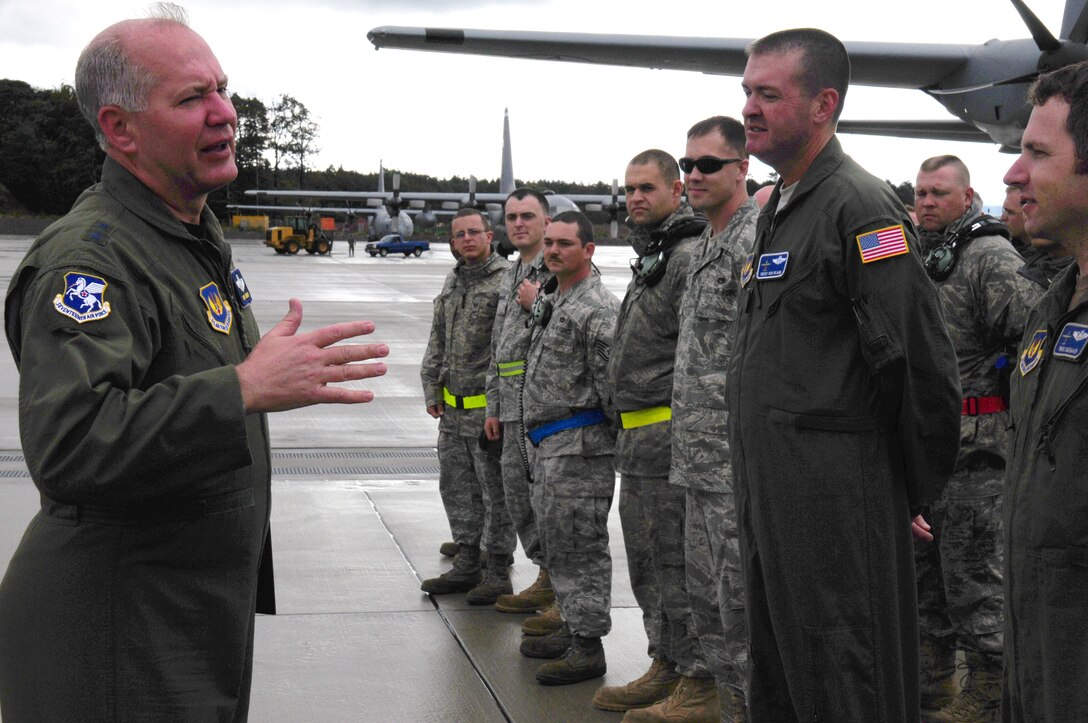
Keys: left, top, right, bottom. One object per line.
{"left": 54, "top": 271, "right": 111, "bottom": 323}
{"left": 1053, "top": 322, "right": 1088, "bottom": 361}
{"left": 755, "top": 252, "right": 789, "bottom": 281}
{"left": 856, "top": 225, "right": 909, "bottom": 263}
{"left": 200, "top": 282, "right": 234, "bottom": 335}
{"left": 740, "top": 254, "right": 754, "bottom": 287}
{"left": 1019, "top": 329, "right": 1048, "bottom": 376}
{"left": 231, "top": 268, "right": 253, "bottom": 308}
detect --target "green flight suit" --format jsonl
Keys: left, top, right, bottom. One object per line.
{"left": 0, "top": 158, "right": 272, "bottom": 721}
{"left": 1004, "top": 262, "right": 1088, "bottom": 722}
{"left": 728, "top": 137, "right": 961, "bottom": 721}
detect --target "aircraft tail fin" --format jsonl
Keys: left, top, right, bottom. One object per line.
{"left": 500, "top": 109, "right": 514, "bottom": 195}
{"left": 1061, "top": 0, "right": 1088, "bottom": 42}
{"left": 378, "top": 160, "right": 385, "bottom": 193}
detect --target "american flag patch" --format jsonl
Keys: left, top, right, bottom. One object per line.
{"left": 856, "top": 225, "right": 909, "bottom": 263}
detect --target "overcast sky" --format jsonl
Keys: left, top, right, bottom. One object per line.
{"left": 0, "top": 0, "right": 1072, "bottom": 206}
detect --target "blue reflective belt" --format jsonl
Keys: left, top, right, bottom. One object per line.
{"left": 526, "top": 409, "right": 607, "bottom": 447}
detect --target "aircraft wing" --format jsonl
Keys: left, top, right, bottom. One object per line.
{"left": 836, "top": 119, "right": 994, "bottom": 143}
{"left": 367, "top": 27, "right": 975, "bottom": 89}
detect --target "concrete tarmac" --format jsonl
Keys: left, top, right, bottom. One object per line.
{"left": 0, "top": 235, "right": 649, "bottom": 722}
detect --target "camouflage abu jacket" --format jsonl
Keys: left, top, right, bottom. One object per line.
{"left": 670, "top": 198, "right": 759, "bottom": 491}
{"left": 421, "top": 252, "right": 509, "bottom": 437}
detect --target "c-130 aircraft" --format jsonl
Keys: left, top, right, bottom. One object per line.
{"left": 368, "top": 0, "right": 1088, "bottom": 152}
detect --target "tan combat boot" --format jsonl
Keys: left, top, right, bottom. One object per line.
{"left": 920, "top": 635, "right": 958, "bottom": 720}
{"left": 931, "top": 651, "right": 1001, "bottom": 723}
{"left": 621, "top": 675, "right": 720, "bottom": 723}
{"left": 495, "top": 567, "right": 556, "bottom": 613}
{"left": 521, "top": 600, "right": 564, "bottom": 636}
{"left": 591, "top": 658, "right": 680, "bottom": 711}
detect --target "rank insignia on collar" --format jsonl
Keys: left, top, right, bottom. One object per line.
{"left": 54, "top": 271, "right": 111, "bottom": 323}
{"left": 1053, "top": 322, "right": 1088, "bottom": 361}
{"left": 740, "top": 254, "right": 754, "bottom": 287}
{"left": 231, "top": 268, "right": 253, "bottom": 308}
{"left": 1019, "top": 329, "right": 1048, "bottom": 376}
{"left": 200, "top": 282, "right": 233, "bottom": 335}
{"left": 755, "top": 251, "right": 789, "bottom": 281}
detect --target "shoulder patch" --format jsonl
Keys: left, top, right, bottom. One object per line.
{"left": 1020, "top": 329, "right": 1048, "bottom": 376}
{"left": 200, "top": 282, "right": 234, "bottom": 335}
{"left": 857, "top": 225, "right": 909, "bottom": 263}
{"left": 54, "top": 271, "right": 111, "bottom": 323}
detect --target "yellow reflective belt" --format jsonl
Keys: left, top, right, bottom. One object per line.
{"left": 497, "top": 360, "right": 526, "bottom": 377}
{"left": 620, "top": 406, "right": 672, "bottom": 429}
{"left": 443, "top": 386, "right": 488, "bottom": 410}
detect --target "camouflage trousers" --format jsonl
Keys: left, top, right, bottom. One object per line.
{"left": 914, "top": 468, "right": 1004, "bottom": 656}
{"left": 530, "top": 452, "right": 615, "bottom": 638}
{"left": 438, "top": 431, "right": 515, "bottom": 555}
{"left": 685, "top": 488, "right": 748, "bottom": 697}
{"left": 501, "top": 423, "right": 543, "bottom": 566}
{"left": 620, "top": 472, "right": 709, "bottom": 678}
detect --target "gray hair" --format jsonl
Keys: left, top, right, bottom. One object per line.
{"left": 75, "top": 3, "right": 190, "bottom": 150}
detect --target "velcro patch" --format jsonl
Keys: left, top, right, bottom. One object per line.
{"left": 1053, "top": 323, "right": 1088, "bottom": 361}
{"left": 857, "top": 225, "right": 909, "bottom": 263}
{"left": 1020, "top": 329, "right": 1048, "bottom": 376}
{"left": 53, "top": 271, "right": 111, "bottom": 323}
{"left": 200, "top": 282, "right": 233, "bottom": 335}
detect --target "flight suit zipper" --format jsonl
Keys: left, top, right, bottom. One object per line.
{"left": 1037, "top": 373, "right": 1088, "bottom": 471}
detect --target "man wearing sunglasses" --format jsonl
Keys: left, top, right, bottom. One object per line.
{"left": 665, "top": 116, "right": 759, "bottom": 722}
{"left": 594, "top": 149, "right": 711, "bottom": 718}
{"left": 420, "top": 209, "right": 516, "bottom": 599}
{"left": 912, "top": 155, "right": 1040, "bottom": 721}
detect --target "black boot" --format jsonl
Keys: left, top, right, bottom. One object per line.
{"left": 535, "top": 634, "right": 606, "bottom": 685}
{"left": 466, "top": 553, "right": 513, "bottom": 605}
{"left": 420, "top": 547, "right": 481, "bottom": 594}
{"left": 520, "top": 622, "right": 572, "bottom": 659}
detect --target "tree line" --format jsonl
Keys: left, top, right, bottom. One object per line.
{"left": 0, "top": 78, "right": 916, "bottom": 218}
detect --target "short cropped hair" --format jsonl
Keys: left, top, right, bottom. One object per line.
{"left": 1029, "top": 60, "right": 1088, "bottom": 174}
{"left": 75, "top": 3, "right": 190, "bottom": 150}
{"left": 918, "top": 155, "right": 971, "bottom": 187}
{"left": 550, "top": 210, "right": 594, "bottom": 247}
{"left": 452, "top": 207, "right": 490, "bottom": 231}
{"left": 628, "top": 149, "right": 680, "bottom": 184}
{"left": 506, "top": 187, "right": 550, "bottom": 215}
{"left": 746, "top": 28, "right": 850, "bottom": 121}
{"left": 687, "top": 116, "right": 747, "bottom": 157}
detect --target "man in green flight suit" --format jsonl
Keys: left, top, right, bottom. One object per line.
{"left": 0, "top": 5, "right": 388, "bottom": 720}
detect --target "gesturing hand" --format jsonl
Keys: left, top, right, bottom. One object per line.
{"left": 236, "top": 298, "right": 389, "bottom": 413}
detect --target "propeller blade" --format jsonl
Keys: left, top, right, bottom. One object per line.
{"left": 468, "top": 175, "right": 478, "bottom": 208}
{"left": 1011, "top": 0, "right": 1061, "bottom": 52}
{"left": 610, "top": 219, "right": 619, "bottom": 240}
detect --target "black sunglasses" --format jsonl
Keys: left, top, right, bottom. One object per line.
{"left": 679, "top": 156, "right": 742, "bottom": 174}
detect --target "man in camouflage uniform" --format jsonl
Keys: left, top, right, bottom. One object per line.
{"left": 519, "top": 211, "right": 619, "bottom": 687}
{"left": 1002, "top": 185, "right": 1075, "bottom": 289}
{"left": 591, "top": 149, "right": 710, "bottom": 720}
{"left": 914, "top": 156, "right": 1042, "bottom": 721}
{"left": 668, "top": 117, "right": 759, "bottom": 723}
{"left": 483, "top": 188, "right": 557, "bottom": 611}
{"left": 420, "top": 209, "right": 516, "bottom": 599}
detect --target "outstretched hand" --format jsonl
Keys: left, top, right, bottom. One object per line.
{"left": 236, "top": 298, "right": 388, "bottom": 413}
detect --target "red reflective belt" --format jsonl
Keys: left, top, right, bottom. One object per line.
{"left": 961, "top": 396, "right": 1007, "bottom": 416}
